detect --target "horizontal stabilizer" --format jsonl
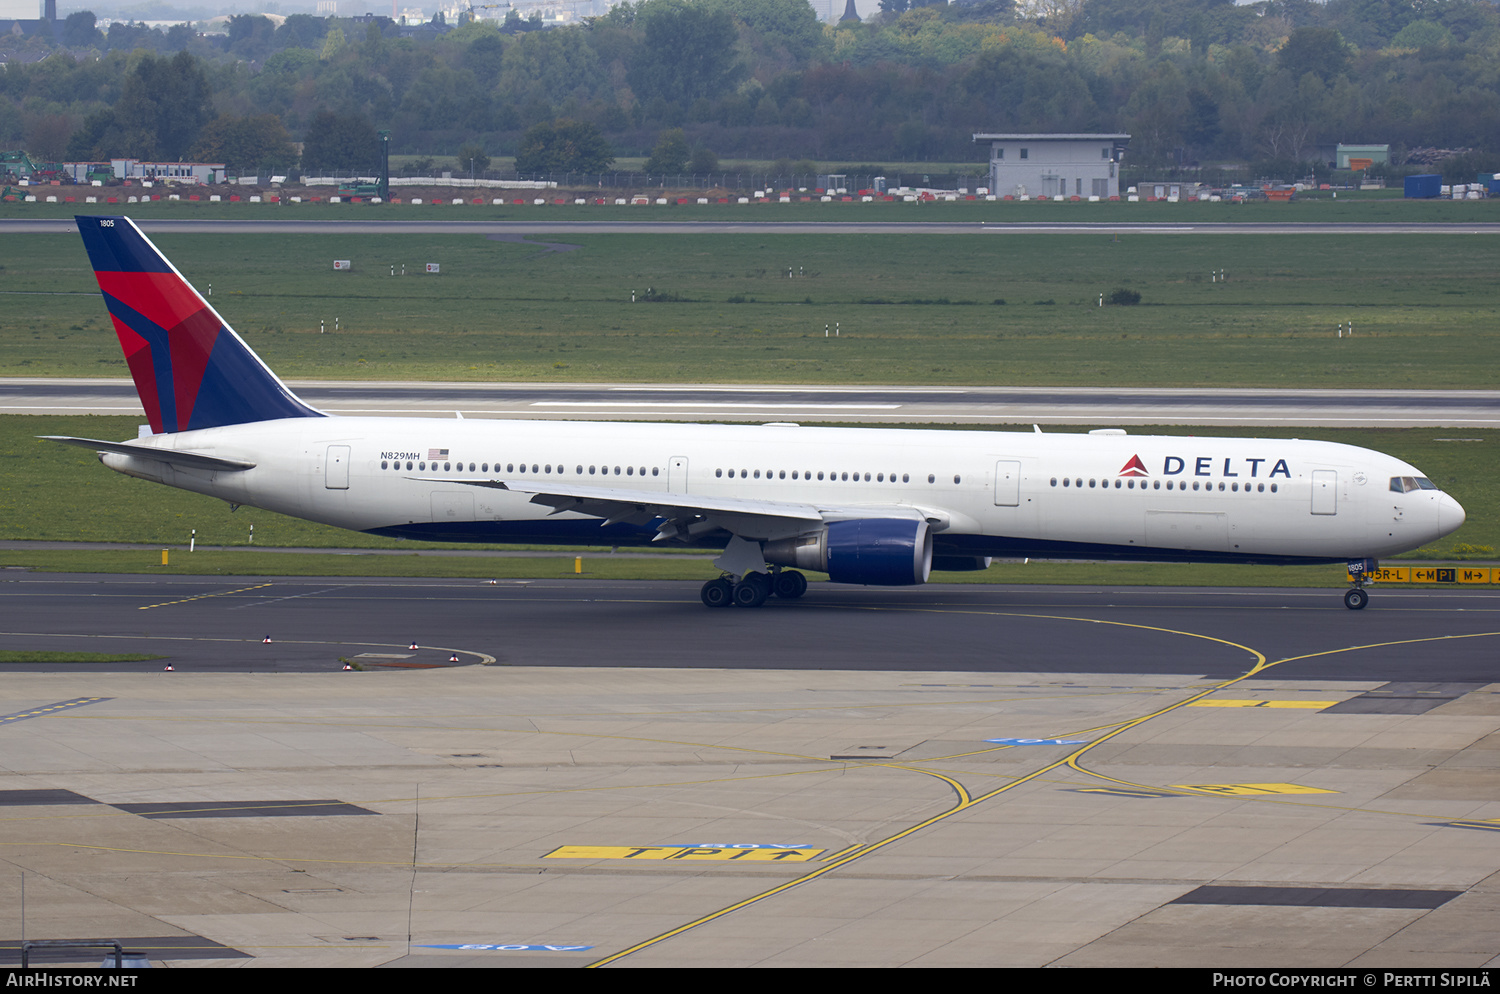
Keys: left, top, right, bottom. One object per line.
{"left": 41, "top": 436, "right": 257, "bottom": 472}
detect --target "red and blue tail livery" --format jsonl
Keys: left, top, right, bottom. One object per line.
{"left": 76, "top": 216, "right": 322, "bottom": 434}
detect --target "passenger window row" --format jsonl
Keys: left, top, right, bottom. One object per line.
{"left": 380, "top": 459, "right": 659, "bottom": 478}
{"left": 1050, "top": 477, "right": 1278, "bottom": 493}
{"left": 713, "top": 469, "right": 966, "bottom": 484}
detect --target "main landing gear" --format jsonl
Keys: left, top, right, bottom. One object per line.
{"left": 700, "top": 569, "right": 807, "bottom": 608}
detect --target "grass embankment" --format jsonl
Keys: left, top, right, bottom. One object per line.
{"left": 0, "top": 651, "right": 162, "bottom": 664}
{"left": 3, "top": 230, "right": 1497, "bottom": 388}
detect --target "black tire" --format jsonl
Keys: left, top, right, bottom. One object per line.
{"left": 1344, "top": 588, "right": 1369, "bottom": 611}
{"left": 772, "top": 570, "right": 807, "bottom": 599}
{"left": 701, "top": 578, "right": 733, "bottom": 608}
{"left": 732, "top": 575, "right": 770, "bottom": 608}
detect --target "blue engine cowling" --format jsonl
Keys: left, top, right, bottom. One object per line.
{"left": 763, "top": 519, "right": 933, "bottom": 586}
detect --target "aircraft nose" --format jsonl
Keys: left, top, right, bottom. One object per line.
{"left": 1438, "top": 494, "right": 1466, "bottom": 537}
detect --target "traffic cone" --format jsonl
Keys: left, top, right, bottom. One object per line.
{"left": 409, "top": 641, "right": 419, "bottom": 650}
{"left": 448, "top": 653, "right": 460, "bottom": 663}
{"left": 342, "top": 662, "right": 352, "bottom": 671}
{"left": 163, "top": 664, "right": 173, "bottom": 671}
{"left": 262, "top": 636, "right": 272, "bottom": 644}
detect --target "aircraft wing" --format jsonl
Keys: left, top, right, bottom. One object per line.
{"left": 414, "top": 476, "right": 925, "bottom": 542}
{"left": 41, "top": 436, "right": 257, "bottom": 472}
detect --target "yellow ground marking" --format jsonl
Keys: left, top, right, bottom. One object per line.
{"left": 1065, "top": 630, "right": 1500, "bottom": 796}
{"left": 1171, "top": 783, "right": 1340, "bottom": 796}
{"left": 0, "top": 697, "right": 112, "bottom": 726}
{"left": 586, "top": 620, "right": 1500, "bottom": 967}
{"left": 138, "top": 583, "right": 273, "bottom": 610}
{"left": 586, "top": 612, "right": 1269, "bottom": 967}
{"left": 544, "top": 846, "right": 825, "bottom": 862}
{"left": 1447, "top": 819, "right": 1500, "bottom": 832}
{"left": 1188, "top": 699, "right": 1340, "bottom": 709}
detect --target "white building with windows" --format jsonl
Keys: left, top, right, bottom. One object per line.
{"left": 973, "top": 133, "right": 1130, "bottom": 199}
{"left": 54, "top": 160, "right": 228, "bottom": 185}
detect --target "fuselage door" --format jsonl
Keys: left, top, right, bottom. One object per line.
{"left": 325, "top": 445, "right": 350, "bottom": 490}
{"left": 1311, "top": 470, "right": 1338, "bottom": 515}
{"left": 669, "top": 456, "right": 689, "bottom": 493}
{"left": 994, "top": 460, "right": 1020, "bottom": 506}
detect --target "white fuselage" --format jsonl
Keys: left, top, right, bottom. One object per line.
{"left": 99, "top": 417, "right": 1464, "bottom": 566}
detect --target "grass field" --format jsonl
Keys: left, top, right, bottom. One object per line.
{"left": 2, "top": 229, "right": 1499, "bottom": 388}
{"left": 0, "top": 650, "right": 162, "bottom": 664}
{"left": 2, "top": 416, "right": 1493, "bottom": 565}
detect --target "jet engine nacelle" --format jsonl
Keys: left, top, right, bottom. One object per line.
{"left": 764, "top": 519, "right": 933, "bottom": 586}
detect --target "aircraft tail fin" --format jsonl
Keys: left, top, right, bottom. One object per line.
{"left": 75, "top": 215, "right": 323, "bottom": 434}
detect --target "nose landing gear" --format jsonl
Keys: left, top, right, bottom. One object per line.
{"left": 1344, "top": 558, "right": 1376, "bottom": 610}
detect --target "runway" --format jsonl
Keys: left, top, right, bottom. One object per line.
{"left": 2, "top": 574, "right": 1499, "bottom": 967}
{"left": 7, "top": 377, "right": 1500, "bottom": 427}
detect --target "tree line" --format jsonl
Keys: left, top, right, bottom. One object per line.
{"left": 2, "top": 0, "right": 1498, "bottom": 180}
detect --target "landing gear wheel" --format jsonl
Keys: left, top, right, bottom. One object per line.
{"left": 732, "top": 574, "right": 771, "bottom": 608}
{"left": 701, "top": 578, "right": 733, "bottom": 608}
{"left": 1344, "top": 588, "right": 1369, "bottom": 611}
{"left": 772, "top": 570, "right": 807, "bottom": 600}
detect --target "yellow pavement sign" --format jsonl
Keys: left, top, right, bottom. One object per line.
{"left": 544, "top": 845, "right": 825, "bottom": 861}
{"left": 1171, "top": 782, "right": 1339, "bottom": 796}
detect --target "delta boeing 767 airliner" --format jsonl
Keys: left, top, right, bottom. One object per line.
{"left": 47, "top": 216, "right": 1465, "bottom": 610}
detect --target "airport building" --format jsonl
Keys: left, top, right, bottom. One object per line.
{"left": 51, "top": 159, "right": 227, "bottom": 184}
{"left": 973, "top": 133, "right": 1130, "bottom": 199}
{"left": 1335, "top": 143, "right": 1390, "bottom": 170}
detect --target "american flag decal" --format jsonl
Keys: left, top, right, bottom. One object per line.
{"left": 428, "top": 448, "right": 449, "bottom": 460}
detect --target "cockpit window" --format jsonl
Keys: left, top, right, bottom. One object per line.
{"left": 1390, "top": 476, "right": 1440, "bottom": 493}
